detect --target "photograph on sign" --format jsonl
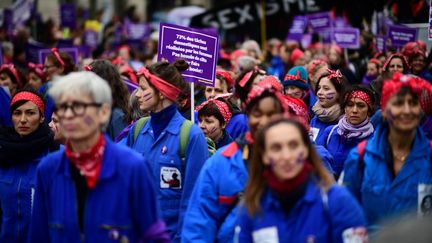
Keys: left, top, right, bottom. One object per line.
{"left": 158, "top": 23, "right": 219, "bottom": 87}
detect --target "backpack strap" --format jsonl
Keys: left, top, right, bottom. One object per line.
{"left": 133, "top": 116, "right": 150, "bottom": 142}
{"left": 179, "top": 119, "right": 193, "bottom": 160}
{"left": 326, "top": 125, "right": 338, "bottom": 147}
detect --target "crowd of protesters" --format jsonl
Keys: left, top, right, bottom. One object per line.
{"left": 1, "top": 3, "right": 432, "bottom": 243}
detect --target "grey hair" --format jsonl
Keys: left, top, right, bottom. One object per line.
{"left": 49, "top": 71, "right": 112, "bottom": 107}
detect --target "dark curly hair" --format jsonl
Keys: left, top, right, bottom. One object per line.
{"left": 45, "top": 52, "right": 76, "bottom": 75}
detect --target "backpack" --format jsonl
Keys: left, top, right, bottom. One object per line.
{"left": 132, "top": 116, "right": 216, "bottom": 160}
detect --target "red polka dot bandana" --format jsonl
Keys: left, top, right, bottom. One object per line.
{"left": 345, "top": 91, "right": 373, "bottom": 109}
{"left": 11, "top": 91, "right": 45, "bottom": 114}
{"left": 136, "top": 67, "right": 181, "bottom": 102}
{"left": 195, "top": 99, "right": 232, "bottom": 124}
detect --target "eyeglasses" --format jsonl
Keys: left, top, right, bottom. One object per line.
{"left": 54, "top": 102, "right": 102, "bottom": 117}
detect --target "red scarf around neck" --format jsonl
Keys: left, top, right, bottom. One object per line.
{"left": 65, "top": 134, "right": 106, "bottom": 189}
{"left": 263, "top": 162, "right": 313, "bottom": 195}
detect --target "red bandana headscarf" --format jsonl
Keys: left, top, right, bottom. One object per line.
{"left": 345, "top": 91, "right": 373, "bottom": 110}
{"left": 0, "top": 64, "right": 23, "bottom": 88}
{"left": 28, "top": 62, "right": 46, "bottom": 80}
{"left": 238, "top": 67, "right": 266, "bottom": 87}
{"left": 51, "top": 48, "right": 65, "bottom": 67}
{"left": 136, "top": 67, "right": 182, "bottom": 102}
{"left": 381, "top": 72, "right": 432, "bottom": 111}
{"left": 382, "top": 53, "right": 410, "bottom": 72}
{"left": 11, "top": 91, "right": 45, "bottom": 114}
{"left": 195, "top": 99, "right": 232, "bottom": 124}
{"left": 216, "top": 69, "right": 234, "bottom": 87}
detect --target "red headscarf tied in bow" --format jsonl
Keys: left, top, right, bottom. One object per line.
{"left": 0, "top": 64, "right": 23, "bottom": 88}
{"left": 216, "top": 69, "right": 234, "bottom": 87}
{"left": 136, "top": 67, "right": 181, "bottom": 102}
{"left": 51, "top": 48, "right": 65, "bottom": 67}
{"left": 244, "top": 83, "right": 288, "bottom": 111}
{"left": 381, "top": 72, "right": 432, "bottom": 111}
{"left": 258, "top": 75, "right": 282, "bottom": 93}
{"left": 382, "top": 53, "right": 410, "bottom": 72}
{"left": 326, "top": 69, "right": 343, "bottom": 83}
{"left": 284, "top": 95, "right": 310, "bottom": 129}
{"left": 284, "top": 71, "right": 308, "bottom": 84}
{"left": 238, "top": 67, "right": 266, "bottom": 87}
{"left": 195, "top": 99, "right": 232, "bottom": 124}
{"left": 11, "top": 91, "right": 45, "bottom": 114}
{"left": 28, "top": 62, "right": 46, "bottom": 80}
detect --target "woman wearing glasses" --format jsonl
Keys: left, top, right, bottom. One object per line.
{"left": 28, "top": 72, "right": 169, "bottom": 243}
{"left": 0, "top": 88, "right": 59, "bottom": 243}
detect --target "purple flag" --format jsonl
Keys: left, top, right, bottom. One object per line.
{"left": 158, "top": 23, "right": 219, "bottom": 87}
{"left": 308, "top": 12, "right": 332, "bottom": 32}
{"left": 376, "top": 35, "right": 386, "bottom": 53}
{"left": 332, "top": 28, "right": 360, "bottom": 49}
{"left": 38, "top": 47, "right": 79, "bottom": 65}
{"left": 286, "top": 16, "right": 307, "bottom": 41}
{"left": 60, "top": 3, "right": 77, "bottom": 30}
{"left": 84, "top": 30, "right": 98, "bottom": 48}
{"left": 387, "top": 24, "right": 417, "bottom": 47}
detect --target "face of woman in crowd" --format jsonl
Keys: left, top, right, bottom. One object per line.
{"left": 0, "top": 72, "right": 16, "bottom": 95}
{"left": 384, "top": 93, "right": 422, "bottom": 133}
{"left": 366, "top": 63, "right": 379, "bottom": 77}
{"left": 136, "top": 76, "right": 160, "bottom": 112}
{"left": 285, "top": 86, "right": 306, "bottom": 99}
{"left": 345, "top": 97, "right": 369, "bottom": 125}
{"left": 43, "top": 58, "right": 63, "bottom": 81}
{"left": 198, "top": 115, "right": 224, "bottom": 142}
{"left": 248, "top": 96, "right": 281, "bottom": 136}
{"left": 411, "top": 55, "right": 426, "bottom": 74}
{"left": 205, "top": 78, "right": 228, "bottom": 100}
{"left": 28, "top": 71, "right": 44, "bottom": 90}
{"left": 55, "top": 94, "right": 110, "bottom": 143}
{"left": 12, "top": 101, "right": 44, "bottom": 137}
{"left": 49, "top": 113, "right": 65, "bottom": 143}
{"left": 328, "top": 49, "right": 341, "bottom": 65}
{"left": 388, "top": 58, "right": 404, "bottom": 74}
{"left": 263, "top": 123, "right": 309, "bottom": 181}
{"left": 317, "top": 77, "right": 338, "bottom": 108}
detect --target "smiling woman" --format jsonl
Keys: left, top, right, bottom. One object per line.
{"left": 0, "top": 88, "right": 59, "bottom": 243}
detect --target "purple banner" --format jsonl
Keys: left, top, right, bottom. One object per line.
{"left": 126, "top": 22, "right": 150, "bottom": 40}
{"left": 429, "top": 0, "right": 432, "bottom": 40}
{"left": 332, "top": 28, "right": 360, "bottom": 49}
{"left": 387, "top": 25, "right": 417, "bottom": 47}
{"left": 308, "top": 12, "right": 332, "bottom": 32}
{"left": 158, "top": 23, "right": 219, "bottom": 87}
{"left": 286, "top": 16, "right": 307, "bottom": 41}
{"left": 60, "top": 3, "right": 76, "bottom": 30}
{"left": 84, "top": 30, "right": 98, "bottom": 48}
{"left": 26, "top": 42, "right": 47, "bottom": 64}
{"left": 376, "top": 35, "right": 386, "bottom": 52}
{"left": 38, "top": 47, "right": 79, "bottom": 65}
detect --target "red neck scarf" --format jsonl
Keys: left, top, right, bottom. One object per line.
{"left": 65, "top": 134, "right": 106, "bottom": 189}
{"left": 263, "top": 162, "right": 313, "bottom": 195}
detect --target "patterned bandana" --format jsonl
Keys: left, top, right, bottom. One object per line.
{"left": 258, "top": 75, "right": 282, "bottom": 93}
{"left": 382, "top": 53, "right": 410, "bottom": 72}
{"left": 244, "top": 83, "right": 288, "bottom": 112}
{"left": 195, "top": 99, "right": 232, "bottom": 123}
{"left": 216, "top": 69, "right": 234, "bottom": 87}
{"left": 284, "top": 70, "right": 308, "bottom": 84}
{"left": 136, "top": 67, "right": 182, "bottom": 102}
{"left": 345, "top": 91, "right": 373, "bottom": 109}
{"left": 28, "top": 62, "right": 46, "bottom": 80}
{"left": 238, "top": 67, "right": 266, "bottom": 87}
{"left": 327, "top": 69, "right": 343, "bottom": 83}
{"left": 381, "top": 72, "right": 432, "bottom": 111}
{"left": 11, "top": 91, "right": 45, "bottom": 114}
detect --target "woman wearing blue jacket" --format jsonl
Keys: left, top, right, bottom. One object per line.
{"left": 236, "top": 117, "right": 367, "bottom": 243}
{"left": 0, "top": 88, "right": 59, "bottom": 243}
{"left": 343, "top": 73, "right": 432, "bottom": 229}
{"left": 28, "top": 72, "right": 168, "bottom": 243}
{"left": 310, "top": 69, "right": 346, "bottom": 142}
{"left": 182, "top": 82, "right": 290, "bottom": 243}
{"left": 125, "top": 59, "right": 208, "bottom": 242}
{"left": 317, "top": 86, "right": 375, "bottom": 177}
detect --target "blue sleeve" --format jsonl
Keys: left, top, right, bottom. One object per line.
{"left": 131, "top": 157, "right": 169, "bottom": 242}
{"left": 174, "top": 126, "right": 208, "bottom": 241}
{"left": 370, "top": 110, "right": 382, "bottom": 129}
{"left": 181, "top": 155, "right": 222, "bottom": 242}
{"left": 28, "top": 158, "right": 50, "bottom": 242}
{"left": 226, "top": 114, "right": 249, "bottom": 140}
{"left": 235, "top": 206, "right": 253, "bottom": 243}
{"left": 314, "top": 144, "right": 335, "bottom": 175}
{"left": 342, "top": 148, "right": 363, "bottom": 202}
{"left": 327, "top": 186, "right": 367, "bottom": 243}
{"left": 315, "top": 125, "right": 333, "bottom": 148}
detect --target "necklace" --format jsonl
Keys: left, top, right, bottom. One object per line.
{"left": 393, "top": 150, "right": 409, "bottom": 162}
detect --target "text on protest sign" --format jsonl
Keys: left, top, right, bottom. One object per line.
{"left": 158, "top": 23, "right": 219, "bottom": 87}
{"left": 387, "top": 25, "right": 417, "bottom": 47}
{"left": 332, "top": 28, "right": 360, "bottom": 49}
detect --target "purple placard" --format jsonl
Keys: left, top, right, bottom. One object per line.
{"left": 286, "top": 16, "right": 307, "bottom": 41}
{"left": 387, "top": 25, "right": 417, "bottom": 47}
{"left": 26, "top": 42, "right": 47, "bottom": 64}
{"left": 318, "top": 28, "right": 333, "bottom": 44}
{"left": 57, "top": 39, "right": 74, "bottom": 48}
{"left": 158, "top": 23, "right": 219, "bottom": 87}
{"left": 60, "top": 3, "right": 76, "bottom": 30}
{"left": 429, "top": 0, "right": 432, "bottom": 40}
{"left": 126, "top": 22, "right": 150, "bottom": 40}
{"left": 38, "top": 47, "right": 79, "bottom": 65}
{"left": 308, "top": 12, "right": 332, "bottom": 32}
{"left": 84, "top": 30, "right": 98, "bottom": 48}
{"left": 332, "top": 28, "right": 360, "bottom": 49}
{"left": 376, "top": 35, "right": 385, "bottom": 52}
